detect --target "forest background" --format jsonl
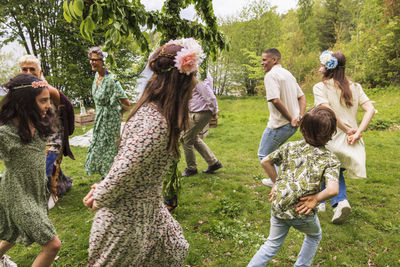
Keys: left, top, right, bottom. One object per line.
{"left": 0, "top": 0, "right": 399, "bottom": 102}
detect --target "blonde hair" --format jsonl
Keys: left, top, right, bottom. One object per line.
{"left": 18, "top": 55, "right": 41, "bottom": 71}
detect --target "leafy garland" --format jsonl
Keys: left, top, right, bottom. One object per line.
{"left": 63, "top": 0, "right": 228, "bottom": 78}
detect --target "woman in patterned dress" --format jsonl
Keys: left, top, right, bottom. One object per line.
{"left": 0, "top": 74, "right": 61, "bottom": 267}
{"left": 85, "top": 46, "right": 130, "bottom": 179}
{"left": 83, "top": 39, "right": 204, "bottom": 266}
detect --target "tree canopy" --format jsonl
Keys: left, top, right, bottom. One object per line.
{"left": 62, "top": 0, "right": 229, "bottom": 78}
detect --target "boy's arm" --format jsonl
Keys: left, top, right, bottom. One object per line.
{"left": 295, "top": 180, "right": 339, "bottom": 215}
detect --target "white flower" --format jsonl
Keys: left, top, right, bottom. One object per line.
{"left": 319, "top": 51, "right": 333, "bottom": 65}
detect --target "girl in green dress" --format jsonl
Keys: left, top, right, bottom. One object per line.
{"left": 0, "top": 74, "right": 61, "bottom": 267}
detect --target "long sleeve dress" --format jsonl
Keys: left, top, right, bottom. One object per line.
{"left": 85, "top": 72, "right": 128, "bottom": 177}
{"left": 0, "top": 123, "right": 57, "bottom": 246}
{"left": 88, "top": 103, "right": 189, "bottom": 267}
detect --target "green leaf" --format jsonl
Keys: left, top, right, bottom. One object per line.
{"left": 73, "top": 0, "right": 84, "bottom": 18}
{"left": 80, "top": 20, "right": 89, "bottom": 40}
{"left": 63, "top": 1, "right": 72, "bottom": 23}
{"left": 68, "top": 1, "right": 78, "bottom": 19}
{"left": 96, "top": 3, "right": 103, "bottom": 19}
{"left": 86, "top": 16, "right": 96, "bottom": 32}
{"left": 111, "top": 29, "right": 121, "bottom": 45}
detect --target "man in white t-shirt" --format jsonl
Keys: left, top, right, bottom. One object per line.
{"left": 258, "top": 48, "right": 306, "bottom": 187}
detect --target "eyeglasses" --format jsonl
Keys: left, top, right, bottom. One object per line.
{"left": 89, "top": 58, "right": 102, "bottom": 62}
{"left": 21, "top": 67, "right": 37, "bottom": 72}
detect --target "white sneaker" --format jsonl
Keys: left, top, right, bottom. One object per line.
{"left": 0, "top": 255, "right": 17, "bottom": 267}
{"left": 261, "top": 178, "right": 274, "bottom": 187}
{"left": 332, "top": 200, "right": 351, "bottom": 224}
{"left": 318, "top": 203, "right": 326, "bottom": 212}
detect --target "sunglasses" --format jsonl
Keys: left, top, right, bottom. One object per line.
{"left": 89, "top": 58, "right": 103, "bottom": 62}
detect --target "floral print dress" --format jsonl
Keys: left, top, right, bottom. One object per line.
{"left": 88, "top": 103, "right": 189, "bottom": 267}
{"left": 0, "top": 123, "right": 57, "bottom": 246}
{"left": 85, "top": 72, "right": 128, "bottom": 177}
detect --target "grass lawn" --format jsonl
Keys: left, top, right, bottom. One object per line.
{"left": 1, "top": 89, "right": 400, "bottom": 266}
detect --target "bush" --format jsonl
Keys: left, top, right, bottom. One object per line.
{"left": 367, "top": 119, "right": 393, "bottom": 131}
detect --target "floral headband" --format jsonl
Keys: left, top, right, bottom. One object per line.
{"left": 162, "top": 38, "right": 205, "bottom": 75}
{"left": 13, "top": 80, "right": 48, "bottom": 90}
{"left": 319, "top": 50, "right": 338, "bottom": 70}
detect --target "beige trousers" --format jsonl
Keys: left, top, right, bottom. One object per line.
{"left": 183, "top": 111, "right": 218, "bottom": 170}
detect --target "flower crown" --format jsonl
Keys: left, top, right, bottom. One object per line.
{"left": 319, "top": 50, "right": 338, "bottom": 70}
{"left": 164, "top": 38, "right": 205, "bottom": 75}
{"left": 13, "top": 80, "right": 48, "bottom": 90}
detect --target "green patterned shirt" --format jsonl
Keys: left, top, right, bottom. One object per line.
{"left": 269, "top": 139, "right": 340, "bottom": 219}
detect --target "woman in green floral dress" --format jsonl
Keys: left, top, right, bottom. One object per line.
{"left": 85, "top": 47, "right": 130, "bottom": 178}
{"left": 0, "top": 74, "right": 61, "bottom": 267}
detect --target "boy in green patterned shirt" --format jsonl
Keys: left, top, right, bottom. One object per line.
{"left": 248, "top": 106, "right": 340, "bottom": 267}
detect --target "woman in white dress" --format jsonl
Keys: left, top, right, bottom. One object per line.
{"left": 313, "top": 51, "right": 375, "bottom": 224}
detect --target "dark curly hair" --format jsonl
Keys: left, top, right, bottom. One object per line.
{"left": 300, "top": 106, "right": 337, "bottom": 147}
{"left": 0, "top": 73, "right": 55, "bottom": 143}
{"left": 126, "top": 43, "right": 197, "bottom": 157}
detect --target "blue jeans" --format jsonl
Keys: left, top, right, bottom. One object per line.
{"left": 248, "top": 214, "right": 322, "bottom": 267}
{"left": 258, "top": 124, "right": 298, "bottom": 161}
{"left": 321, "top": 168, "right": 347, "bottom": 207}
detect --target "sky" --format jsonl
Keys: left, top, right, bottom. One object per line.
{"left": 142, "top": 0, "right": 298, "bottom": 18}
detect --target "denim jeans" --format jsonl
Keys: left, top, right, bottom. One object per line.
{"left": 248, "top": 214, "right": 322, "bottom": 267}
{"left": 258, "top": 124, "right": 298, "bottom": 161}
{"left": 321, "top": 168, "right": 347, "bottom": 207}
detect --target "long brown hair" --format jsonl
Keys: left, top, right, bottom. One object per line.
{"left": 0, "top": 73, "right": 55, "bottom": 143}
{"left": 322, "top": 52, "right": 353, "bottom": 107}
{"left": 126, "top": 44, "right": 197, "bottom": 157}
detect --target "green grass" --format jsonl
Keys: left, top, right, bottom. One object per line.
{"left": 1, "top": 90, "right": 400, "bottom": 266}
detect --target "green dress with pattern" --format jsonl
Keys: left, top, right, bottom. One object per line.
{"left": 85, "top": 72, "right": 128, "bottom": 177}
{"left": 0, "top": 122, "right": 57, "bottom": 246}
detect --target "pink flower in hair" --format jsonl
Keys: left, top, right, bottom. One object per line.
{"left": 174, "top": 48, "right": 198, "bottom": 75}
{"left": 164, "top": 38, "right": 205, "bottom": 75}
{"left": 31, "top": 80, "right": 48, "bottom": 88}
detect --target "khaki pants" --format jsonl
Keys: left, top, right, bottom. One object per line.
{"left": 183, "top": 111, "right": 218, "bottom": 170}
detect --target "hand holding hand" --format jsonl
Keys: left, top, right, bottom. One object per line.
{"left": 347, "top": 132, "right": 362, "bottom": 145}
{"left": 291, "top": 116, "right": 301, "bottom": 127}
{"left": 295, "top": 195, "right": 318, "bottom": 214}
{"left": 346, "top": 128, "right": 356, "bottom": 136}
{"left": 83, "top": 184, "right": 98, "bottom": 210}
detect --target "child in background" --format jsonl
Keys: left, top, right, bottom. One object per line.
{"left": 0, "top": 73, "right": 61, "bottom": 267}
{"left": 248, "top": 106, "right": 340, "bottom": 267}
